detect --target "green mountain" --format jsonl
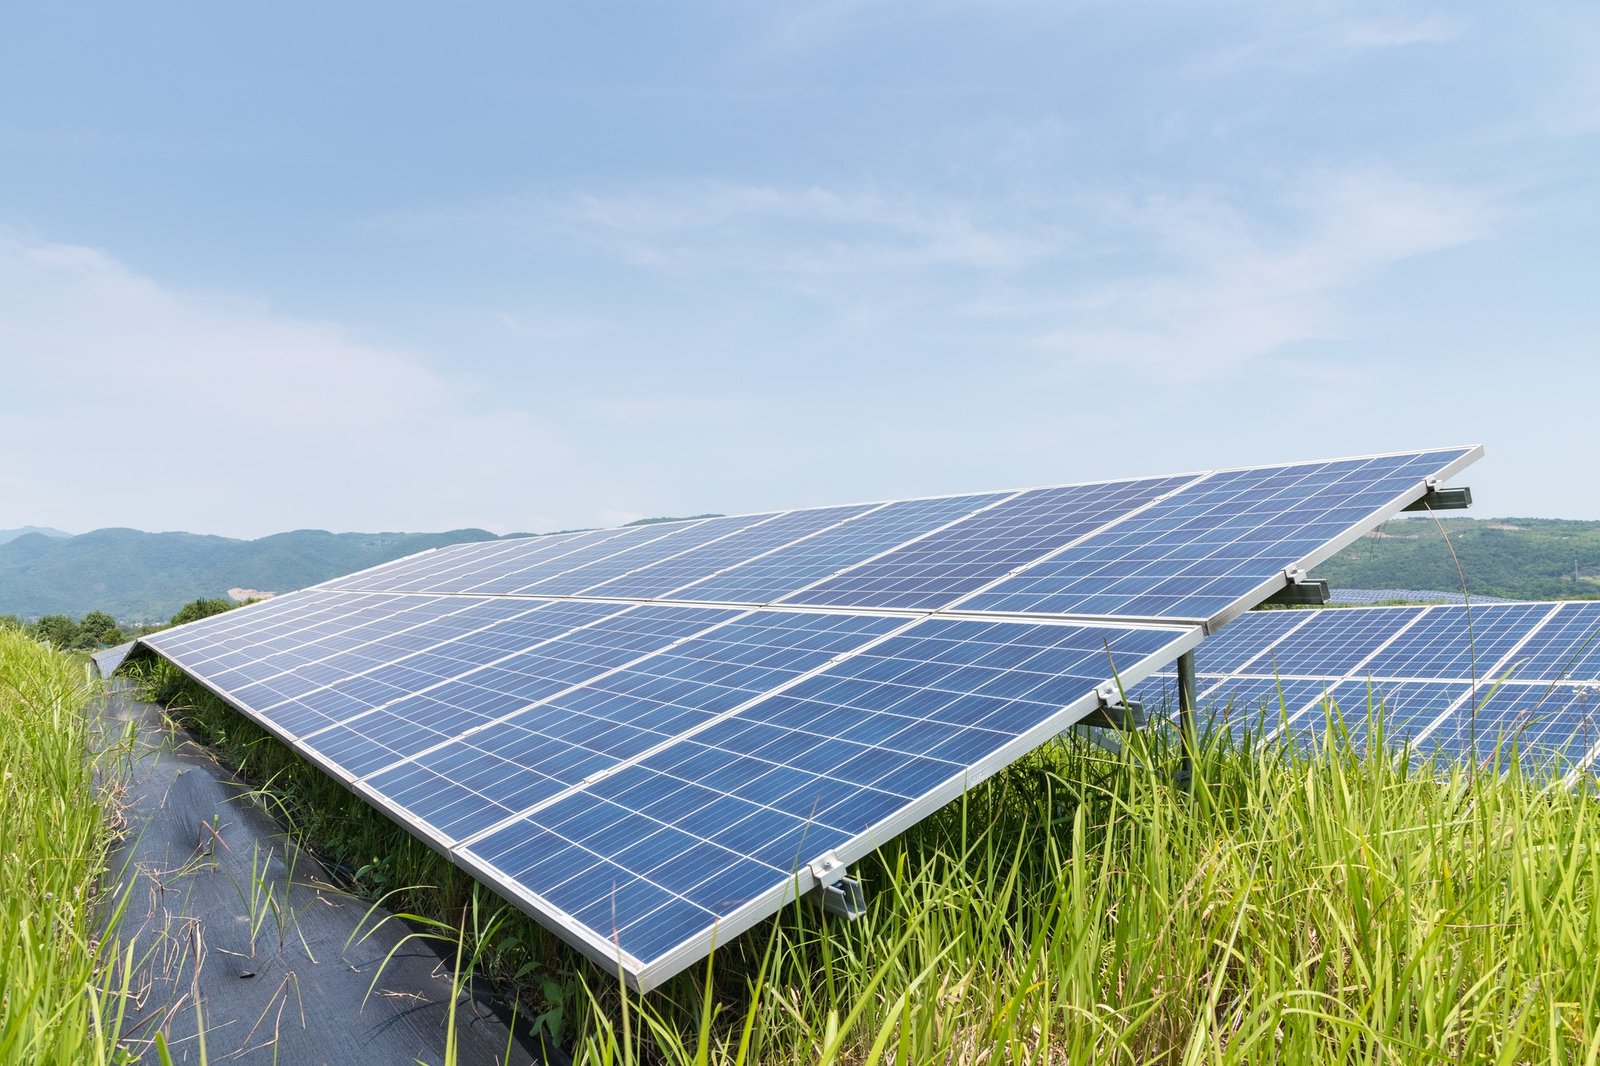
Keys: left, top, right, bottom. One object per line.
{"left": 0, "top": 527, "right": 509, "bottom": 622}
{"left": 1317, "top": 517, "right": 1600, "bottom": 601}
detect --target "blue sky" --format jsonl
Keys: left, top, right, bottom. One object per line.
{"left": 2, "top": 2, "right": 1596, "bottom": 538}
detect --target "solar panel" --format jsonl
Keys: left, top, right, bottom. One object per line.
{"left": 778, "top": 475, "right": 1199, "bottom": 611}
{"left": 661, "top": 491, "right": 1009, "bottom": 604}
{"left": 960, "top": 449, "right": 1478, "bottom": 624}
{"left": 127, "top": 445, "right": 1478, "bottom": 990}
{"left": 1138, "top": 598, "right": 1600, "bottom": 778}
{"left": 454, "top": 618, "right": 1198, "bottom": 981}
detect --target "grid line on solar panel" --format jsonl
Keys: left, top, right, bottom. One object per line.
{"left": 407, "top": 520, "right": 711, "bottom": 596}
{"left": 359, "top": 609, "right": 915, "bottom": 846}
{"left": 354, "top": 603, "right": 747, "bottom": 773}
{"left": 315, "top": 537, "right": 542, "bottom": 593}
{"left": 1496, "top": 601, "right": 1600, "bottom": 682}
{"left": 956, "top": 447, "right": 1478, "bottom": 623}
{"left": 373, "top": 532, "right": 625, "bottom": 594}
{"left": 211, "top": 597, "right": 585, "bottom": 718}
{"left": 144, "top": 591, "right": 446, "bottom": 674}
{"left": 248, "top": 598, "right": 641, "bottom": 741}
{"left": 501, "top": 512, "right": 794, "bottom": 597}
{"left": 660, "top": 492, "right": 1010, "bottom": 605}
{"left": 1415, "top": 681, "right": 1600, "bottom": 765}
{"left": 574, "top": 503, "right": 882, "bottom": 600}
{"left": 458, "top": 616, "right": 1199, "bottom": 980}
{"left": 1192, "top": 609, "right": 1320, "bottom": 674}
{"left": 148, "top": 595, "right": 523, "bottom": 717}
{"left": 1245, "top": 607, "right": 1428, "bottom": 678}
{"left": 778, "top": 475, "right": 1202, "bottom": 612}
{"left": 1356, "top": 603, "right": 1560, "bottom": 680}
{"left": 1295, "top": 679, "right": 1473, "bottom": 750}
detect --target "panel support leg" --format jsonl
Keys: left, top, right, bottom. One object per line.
{"left": 1176, "top": 650, "right": 1197, "bottom": 791}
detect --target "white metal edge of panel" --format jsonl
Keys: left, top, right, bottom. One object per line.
{"left": 626, "top": 621, "right": 1206, "bottom": 992}
{"left": 1202, "top": 445, "right": 1484, "bottom": 634}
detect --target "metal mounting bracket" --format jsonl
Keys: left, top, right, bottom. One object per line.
{"left": 1262, "top": 567, "right": 1329, "bottom": 607}
{"left": 807, "top": 854, "right": 866, "bottom": 919}
{"left": 1402, "top": 479, "right": 1473, "bottom": 512}
{"left": 1079, "top": 683, "right": 1147, "bottom": 730}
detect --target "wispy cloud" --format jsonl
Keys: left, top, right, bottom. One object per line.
{"left": 385, "top": 181, "right": 1062, "bottom": 282}
{"left": 1197, "top": 12, "right": 1463, "bottom": 74}
{"left": 0, "top": 234, "right": 560, "bottom": 536}
{"left": 1024, "top": 170, "right": 1489, "bottom": 378}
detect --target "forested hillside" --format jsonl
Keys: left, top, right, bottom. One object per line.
{"left": 1318, "top": 517, "right": 1600, "bottom": 601}
{"left": 0, "top": 528, "right": 506, "bottom": 621}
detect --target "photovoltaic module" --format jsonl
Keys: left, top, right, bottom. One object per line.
{"left": 125, "top": 446, "right": 1480, "bottom": 989}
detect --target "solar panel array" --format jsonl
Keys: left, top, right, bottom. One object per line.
{"left": 128, "top": 446, "right": 1479, "bottom": 989}
{"left": 1327, "top": 588, "right": 1515, "bottom": 606}
{"left": 1130, "top": 600, "right": 1600, "bottom": 778}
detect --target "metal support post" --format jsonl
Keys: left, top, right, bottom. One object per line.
{"left": 1176, "top": 649, "right": 1197, "bottom": 791}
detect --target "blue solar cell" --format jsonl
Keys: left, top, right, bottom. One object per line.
{"left": 362, "top": 609, "right": 900, "bottom": 843}
{"left": 1359, "top": 603, "right": 1558, "bottom": 679}
{"left": 226, "top": 597, "right": 557, "bottom": 715}
{"left": 578, "top": 504, "right": 877, "bottom": 600}
{"left": 509, "top": 513, "right": 784, "bottom": 596}
{"left": 318, "top": 538, "right": 533, "bottom": 593}
{"left": 1501, "top": 602, "right": 1600, "bottom": 682}
{"left": 662, "top": 492, "right": 1007, "bottom": 604}
{"left": 463, "top": 617, "right": 1189, "bottom": 969}
{"left": 257, "top": 599, "right": 632, "bottom": 738}
{"left": 1302, "top": 679, "right": 1471, "bottom": 751}
{"left": 1249, "top": 607, "right": 1420, "bottom": 677}
{"left": 782, "top": 475, "right": 1199, "bottom": 611}
{"left": 1192, "top": 609, "right": 1319, "bottom": 673}
{"left": 416, "top": 522, "right": 696, "bottom": 595}
{"left": 960, "top": 448, "right": 1476, "bottom": 621}
{"left": 373, "top": 533, "right": 614, "bottom": 594}
{"left": 1200, "top": 676, "right": 1339, "bottom": 738}
{"left": 1421, "top": 682, "right": 1600, "bottom": 768}
{"left": 140, "top": 589, "right": 342, "bottom": 658}
{"left": 149, "top": 594, "right": 451, "bottom": 695}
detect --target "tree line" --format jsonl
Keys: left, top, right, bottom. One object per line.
{"left": 0, "top": 597, "right": 242, "bottom": 651}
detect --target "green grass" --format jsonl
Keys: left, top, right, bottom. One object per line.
{"left": 129, "top": 659, "right": 1600, "bottom": 1064}
{"left": 0, "top": 628, "right": 132, "bottom": 1064}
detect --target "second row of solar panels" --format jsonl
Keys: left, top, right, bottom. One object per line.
{"left": 1129, "top": 600, "right": 1600, "bottom": 776}
{"left": 319, "top": 448, "right": 1479, "bottom": 625}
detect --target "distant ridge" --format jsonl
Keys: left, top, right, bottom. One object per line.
{"left": 0, "top": 527, "right": 510, "bottom": 621}
{"left": 0, "top": 526, "right": 71, "bottom": 545}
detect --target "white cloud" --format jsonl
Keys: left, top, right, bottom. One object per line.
{"left": 1028, "top": 171, "right": 1489, "bottom": 379}
{"left": 0, "top": 234, "right": 562, "bottom": 537}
